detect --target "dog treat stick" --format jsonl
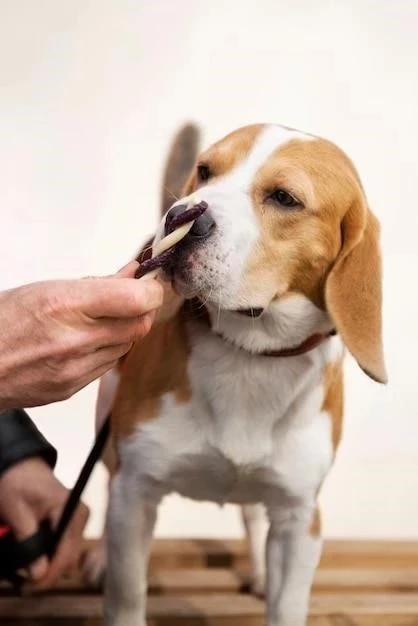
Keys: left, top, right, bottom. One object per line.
{"left": 135, "top": 200, "right": 208, "bottom": 280}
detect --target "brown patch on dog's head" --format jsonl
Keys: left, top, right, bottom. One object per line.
{"left": 244, "top": 138, "right": 360, "bottom": 306}
{"left": 182, "top": 124, "right": 264, "bottom": 196}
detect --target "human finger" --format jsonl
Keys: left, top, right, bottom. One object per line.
{"left": 80, "top": 278, "right": 163, "bottom": 319}
{"left": 114, "top": 260, "right": 140, "bottom": 278}
{"left": 89, "top": 312, "right": 156, "bottom": 350}
{"left": 28, "top": 502, "right": 89, "bottom": 591}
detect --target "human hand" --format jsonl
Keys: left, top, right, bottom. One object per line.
{"left": 0, "top": 457, "right": 89, "bottom": 589}
{"left": 0, "top": 262, "right": 163, "bottom": 408}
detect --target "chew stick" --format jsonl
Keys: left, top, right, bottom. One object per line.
{"left": 135, "top": 200, "right": 207, "bottom": 280}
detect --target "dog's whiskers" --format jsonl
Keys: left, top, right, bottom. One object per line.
{"left": 251, "top": 307, "right": 256, "bottom": 332}
{"left": 201, "top": 289, "right": 215, "bottom": 311}
{"left": 164, "top": 186, "right": 180, "bottom": 203}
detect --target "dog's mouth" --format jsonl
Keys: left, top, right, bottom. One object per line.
{"left": 157, "top": 239, "right": 192, "bottom": 281}
{"left": 135, "top": 204, "right": 266, "bottom": 319}
{"left": 135, "top": 201, "right": 209, "bottom": 279}
{"left": 164, "top": 251, "right": 266, "bottom": 318}
{"left": 233, "top": 307, "right": 264, "bottom": 318}
{"left": 158, "top": 242, "right": 267, "bottom": 319}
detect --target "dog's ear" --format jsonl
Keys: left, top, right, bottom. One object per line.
{"left": 325, "top": 193, "right": 387, "bottom": 384}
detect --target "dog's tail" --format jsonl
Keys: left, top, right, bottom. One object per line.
{"left": 160, "top": 122, "right": 200, "bottom": 216}
{"left": 136, "top": 122, "right": 201, "bottom": 264}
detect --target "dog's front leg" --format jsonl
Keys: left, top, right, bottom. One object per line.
{"left": 104, "top": 471, "right": 159, "bottom": 626}
{"left": 241, "top": 504, "right": 268, "bottom": 596}
{"left": 265, "top": 504, "right": 321, "bottom": 626}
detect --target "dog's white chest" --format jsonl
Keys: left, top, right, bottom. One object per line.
{"left": 122, "top": 333, "right": 338, "bottom": 506}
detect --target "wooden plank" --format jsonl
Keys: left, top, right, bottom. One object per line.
{"left": 147, "top": 539, "right": 418, "bottom": 570}
{"left": 3, "top": 592, "right": 418, "bottom": 623}
{"left": 150, "top": 538, "right": 418, "bottom": 569}
{"left": 82, "top": 538, "right": 418, "bottom": 571}
{"left": 313, "top": 568, "right": 418, "bottom": 593}
{"left": 320, "top": 541, "right": 418, "bottom": 569}
{"left": 149, "top": 538, "right": 247, "bottom": 570}
{"left": 0, "top": 569, "right": 247, "bottom": 596}
{"left": 4, "top": 566, "right": 418, "bottom": 596}
{"left": 150, "top": 568, "right": 246, "bottom": 594}
{"left": 311, "top": 593, "right": 418, "bottom": 614}
{"left": 2, "top": 618, "right": 418, "bottom": 626}
{"left": 319, "top": 618, "right": 417, "bottom": 626}
{"left": 3, "top": 540, "right": 418, "bottom": 625}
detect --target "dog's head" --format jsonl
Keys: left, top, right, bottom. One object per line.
{"left": 156, "top": 123, "right": 386, "bottom": 384}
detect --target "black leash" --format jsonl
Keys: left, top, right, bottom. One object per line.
{"left": 52, "top": 416, "right": 110, "bottom": 549}
{"left": 52, "top": 415, "right": 110, "bottom": 553}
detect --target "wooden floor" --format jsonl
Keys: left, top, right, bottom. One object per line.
{"left": 2, "top": 539, "right": 418, "bottom": 624}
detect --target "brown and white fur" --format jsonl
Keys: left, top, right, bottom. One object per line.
{"left": 88, "top": 123, "right": 386, "bottom": 626}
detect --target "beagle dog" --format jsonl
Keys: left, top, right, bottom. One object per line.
{"left": 92, "top": 123, "right": 386, "bottom": 626}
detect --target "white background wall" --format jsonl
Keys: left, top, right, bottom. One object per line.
{"left": 1, "top": 0, "right": 417, "bottom": 539}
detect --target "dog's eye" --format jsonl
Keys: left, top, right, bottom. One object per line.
{"left": 197, "top": 164, "right": 211, "bottom": 182}
{"left": 270, "top": 189, "right": 300, "bottom": 209}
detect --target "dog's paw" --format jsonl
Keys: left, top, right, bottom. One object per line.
{"left": 81, "top": 542, "right": 107, "bottom": 588}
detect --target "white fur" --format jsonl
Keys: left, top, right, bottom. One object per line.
{"left": 118, "top": 325, "right": 338, "bottom": 503}
{"left": 209, "top": 294, "right": 334, "bottom": 354}
{"left": 104, "top": 124, "right": 343, "bottom": 626}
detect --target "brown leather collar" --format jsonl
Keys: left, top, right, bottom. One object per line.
{"left": 215, "top": 328, "right": 336, "bottom": 357}
{"left": 183, "top": 298, "right": 336, "bottom": 358}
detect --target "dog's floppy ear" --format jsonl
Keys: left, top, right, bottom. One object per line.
{"left": 325, "top": 193, "right": 387, "bottom": 384}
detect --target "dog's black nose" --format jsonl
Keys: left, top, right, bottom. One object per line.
{"left": 188, "top": 211, "right": 216, "bottom": 239}
{"left": 165, "top": 204, "right": 216, "bottom": 240}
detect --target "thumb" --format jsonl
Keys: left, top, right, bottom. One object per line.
{"left": 115, "top": 260, "right": 140, "bottom": 278}
{"left": 87, "top": 260, "right": 139, "bottom": 281}
{"left": 10, "top": 502, "right": 49, "bottom": 582}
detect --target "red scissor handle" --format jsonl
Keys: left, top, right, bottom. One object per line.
{"left": 0, "top": 524, "right": 11, "bottom": 539}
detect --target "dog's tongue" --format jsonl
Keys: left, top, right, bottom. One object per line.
{"left": 135, "top": 201, "right": 208, "bottom": 279}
